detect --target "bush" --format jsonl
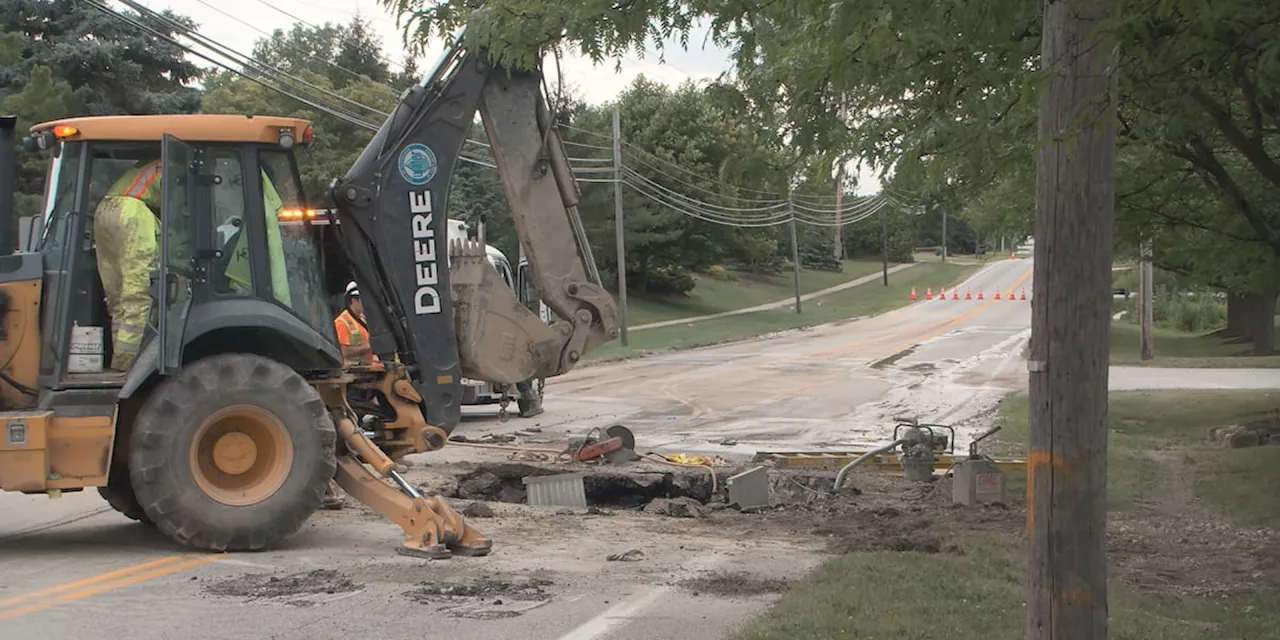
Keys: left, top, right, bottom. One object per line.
{"left": 705, "top": 264, "right": 738, "bottom": 282}
{"left": 1170, "top": 296, "right": 1226, "bottom": 333}
{"left": 1119, "top": 290, "right": 1226, "bottom": 334}
{"left": 640, "top": 265, "right": 697, "bottom": 295}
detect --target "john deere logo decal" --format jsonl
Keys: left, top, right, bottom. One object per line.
{"left": 398, "top": 143, "right": 438, "bottom": 186}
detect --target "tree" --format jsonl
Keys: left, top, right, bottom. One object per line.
{"left": 0, "top": 0, "right": 203, "bottom": 216}
{"left": 252, "top": 15, "right": 390, "bottom": 90}
{"left": 559, "top": 76, "right": 793, "bottom": 294}
{"left": 204, "top": 68, "right": 398, "bottom": 203}
{"left": 0, "top": 0, "right": 202, "bottom": 114}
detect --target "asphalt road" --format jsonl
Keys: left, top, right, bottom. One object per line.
{"left": 502, "top": 257, "right": 1038, "bottom": 456}
{"left": 8, "top": 255, "right": 1270, "bottom": 639}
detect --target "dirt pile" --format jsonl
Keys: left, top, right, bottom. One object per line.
{"left": 203, "top": 569, "right": 362, "bottom": 604}
{"left": 404, "top": 577, "right": 556, "bottom": 620}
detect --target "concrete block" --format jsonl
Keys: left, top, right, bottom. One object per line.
{"left": 726, "top": 466, "right": 770, "bottom": 509}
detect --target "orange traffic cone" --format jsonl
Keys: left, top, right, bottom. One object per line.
{"left": 1009, "top": 291, "right": 1016, "bottom": 301}
{"left": 994, "top": 290, "right": 1001, "bottom": 300}
{"left": 965, "top": 288, "right": 972, "bottom": 300}
{"left": 925, "top": 287, "right": 933, "bottom": 300}
{"left": 1010, "top": 252, "right": 1016, "bottom": 260}
{"left": 951, "top": 288, "right": 959, "bottom": 300}
{"left": 910, "top": 287, "right": 918, "bottom": 301}
{"left": 977, "top": 289, "right": 984, "bottom": 300}
{"left": 1020, "top": 288, "right": 1027, "bottom": 300}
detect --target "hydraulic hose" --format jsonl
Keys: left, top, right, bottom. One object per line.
{"left": 834, "top": 438, "right": 909, "bottom": 490}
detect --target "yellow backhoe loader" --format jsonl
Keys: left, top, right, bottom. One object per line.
{"left": 0, "top": 42, "right": 619, "bottom": 559}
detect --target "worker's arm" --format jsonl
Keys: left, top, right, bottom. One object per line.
{"left": 341, "top": 342, "right": 374, "bottom": 363}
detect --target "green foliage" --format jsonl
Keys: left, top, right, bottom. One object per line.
{"left": 1115, "top": 271, "right": 1229, "bottom": 334}
{"left": 0, "top": 0, "right": 203, "bottom": 114}
{"left": 377, "top": 0, "right": 1280, "bottom": 320}
{"left": 704, "top": 264, "right": 737, "bottom": 282}
{"left": 0, "top": 0, "right": 203, "bottom": 214}
{"left": 559, "top": 75, "right": 798, "bottom": 294}
{"left": 643, "top": 264, "right": 697, "bottom": 295}
{"left": 200, "top": 19, "right": 401, "bottom": 205}
{"left": 251, "top": 16, "right": 392, "bottom": 90}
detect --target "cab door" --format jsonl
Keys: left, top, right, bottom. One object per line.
{"left": 157, "top": 134, "right": 201, "bottom": 374}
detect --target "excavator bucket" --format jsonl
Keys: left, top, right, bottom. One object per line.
{"left": 449, "top": 237, "right": 561, "bottom": 384}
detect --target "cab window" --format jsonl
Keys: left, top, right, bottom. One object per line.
{"left": 207, "top": 148, "right": 254, "bottom": 296}
{"left": 259, "top": 149, "right": 335, "bottom": 341}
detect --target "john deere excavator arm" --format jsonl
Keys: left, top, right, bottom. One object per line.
{"left": 331, "top": 43, "right": 618, "bottom": 434}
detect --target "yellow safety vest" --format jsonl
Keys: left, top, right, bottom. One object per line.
{"left": 105, "top": 160, "right": 163, "bottom": 211}
{"left": 224, "top": 170, "right": 291, "bottom": 305}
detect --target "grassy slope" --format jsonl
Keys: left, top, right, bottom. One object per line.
{"left": 734, "top": 390, "right": 1280, "bottom": 640}
{"left": 587, "top": 261, "right": 978, "bottom": 361}
{"left": 623, "top": 259, "right": 887, "bottom": 327}
{"left": 1110, "top": 322, "right": 1280, "bottom": 368}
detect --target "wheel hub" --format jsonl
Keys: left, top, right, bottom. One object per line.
{"left": 212, "top": 431, "right": 258, "bottom": 475}
{"left": 190, "top": 405, "right": 294, "bottom": 507}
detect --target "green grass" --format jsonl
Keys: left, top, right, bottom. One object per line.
{"left": 734, "top": 389, "right": 1280, "bottom": 639}
{"left": 622, "top": 260, "right": 887, "bottom": 327}
{"left": 586, "top": 261, "right": 979, "bottom": 361}
{"left": 1109, "top": 322, "right": 1280, "bottom": 368}
{"left": 995, "top": 390, "right": 1280, "bottom": 523}
{"left": 735, "top": 527, "right": 1280, "bottom": 640}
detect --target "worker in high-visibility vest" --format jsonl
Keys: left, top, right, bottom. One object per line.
{"left": 95, "top": 159, "right": 162, "bottom": 371}
{"left": 224, "top": 170, "right": 292, "bottom": 306}
{"left": 96, "top": 159, "right": 294, "bottom": 371}
{"left": 333, "top": 281, "right": 378, "bottom": 366}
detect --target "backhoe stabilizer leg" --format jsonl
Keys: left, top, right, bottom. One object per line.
{"left": 332, "top": 455, "right": 493, "bottom": 559}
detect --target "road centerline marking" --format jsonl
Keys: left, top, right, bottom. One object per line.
{"left": 0, "top": 554, "right": 216, "bottom": 620}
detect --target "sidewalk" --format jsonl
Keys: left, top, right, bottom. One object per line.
{"left": 1110, "top": 366, "right": 1280, "bottom": 390}
{"left": 629, "top": 262, "right": 918, "bottom": 332}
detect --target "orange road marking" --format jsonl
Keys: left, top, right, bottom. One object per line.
{"left": 0, "top": 554, "right": 216, "bottom": 621}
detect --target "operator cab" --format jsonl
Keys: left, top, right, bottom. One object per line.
{"left": 22, "top": 115, "right": 341, "bottom": 393}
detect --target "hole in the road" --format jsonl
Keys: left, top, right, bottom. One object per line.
{"left": 872, "top": 345, "right": 918, "bottom": 369}
{"left": 448, "top": 464, "right": 715, "bottom": 507}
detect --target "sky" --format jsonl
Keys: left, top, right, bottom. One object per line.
{"left": 140, "top": 0, "right": 880, "bottom": 194}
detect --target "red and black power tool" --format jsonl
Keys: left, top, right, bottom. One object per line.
{"left": 567, "top": 425, "right": 637, "bottom": 464}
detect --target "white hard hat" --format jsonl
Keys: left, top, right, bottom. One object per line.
{"left": 345, "top": 281, "right": 359, "bottom": 297}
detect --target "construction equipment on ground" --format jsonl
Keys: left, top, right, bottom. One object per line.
{"left": 0, "top": 38, "right": 619, "bottom": 560}
{"left": 568, "top": 425, "right": 637, "bottom": 464}
{"left": 951, "top": 425, "right": 1007, "bottom": 505}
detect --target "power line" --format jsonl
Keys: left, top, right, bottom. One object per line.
{"left": 93, "top": 0, "right": 901, "bottom": 231}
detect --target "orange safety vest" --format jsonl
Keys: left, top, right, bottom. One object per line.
{"left": 334, "top": 309, "right": 379, "bottom": 366}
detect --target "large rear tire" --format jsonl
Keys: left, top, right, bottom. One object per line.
{"left": 129, "top": 353, "right": 336, "bottom": 552}
{"left": 98, "top": 463, "right": 153, "bottom": 525}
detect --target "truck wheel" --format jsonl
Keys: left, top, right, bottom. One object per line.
{"left": 129, "top": 353, "right": 336, "bottom": 552}
{"left": 97, "top": 464, "right": 153, "bottom": 525}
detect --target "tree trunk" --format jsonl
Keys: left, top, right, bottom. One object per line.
{"left": 634, "top": 253, "right": 649, "bottom": 294}
{"left": 1027, "top": 0, "right": 1117, "bottom": 638}
{"left": 1224, "top": 292, "right": 1244, "bottom": 338}
{"left": 1240, "top": 291, "right": 1277, "bottom": 355}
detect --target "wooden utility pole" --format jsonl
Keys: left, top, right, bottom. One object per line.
{"left": 788, "top": 186, "right": 802, "bottom": 313}
{"left": 833, "top": 162, "right": 845, "bottom": 260}
{"left": 1027, "top": 0, "right": 1118, "bottom": 638}
{"left": 1139, "top": 240, "right": 1153, "bottom": 360}
{"left": 881, "top": 205, "right": 889, "bottom": 286}
{"left": 612, "top": 105, "right": 628, "bottom": 346}
{"left": 941, "top": 204, "right": 948, "bottom": 262}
